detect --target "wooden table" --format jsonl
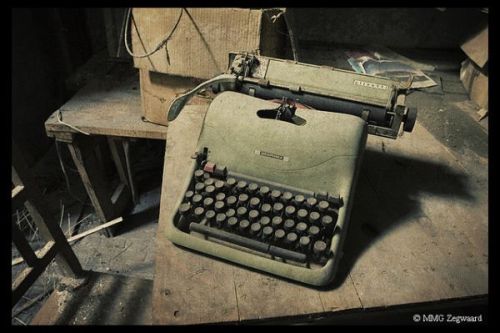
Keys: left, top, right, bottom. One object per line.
{"left": 45, "top": 68, "right": 168, "bottom": 237}
{"left": 153, "top": 103, "right": 488, "bottom": 324}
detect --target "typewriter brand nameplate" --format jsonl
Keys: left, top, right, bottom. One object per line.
{"left": 255, "top": 150, "right": 289, "bottom": 162}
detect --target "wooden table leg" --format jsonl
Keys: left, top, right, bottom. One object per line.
{"left": 67, "top": 136, "right": 116, "bottom": 237}
{"left": 122, "top": 139, "right": 138, "bottom": 205}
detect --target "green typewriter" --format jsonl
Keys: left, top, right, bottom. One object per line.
{"left": 164, "top": 52, "right": 416, "bottom": 286}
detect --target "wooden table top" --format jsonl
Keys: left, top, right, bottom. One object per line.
{"left": 45, "top": 68, "right": 168, "bottom": 140}
{"left": 152, "top": 105, "right": 488, "bottom": 324}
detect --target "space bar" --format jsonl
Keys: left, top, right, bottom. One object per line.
{"left": 189, "top": 223, "right": 307, "bottom": 263}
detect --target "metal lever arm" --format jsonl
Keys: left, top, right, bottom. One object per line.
{"left": 167, "top": 74, "right": 238, "bottom": 121}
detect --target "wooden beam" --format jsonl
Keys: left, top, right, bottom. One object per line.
{"left": 67, "top": 217, "right": 123, "bottom": 243}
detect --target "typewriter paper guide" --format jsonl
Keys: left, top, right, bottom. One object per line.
{"left": 198, "top": 91, "right": 367, "bottom": 195}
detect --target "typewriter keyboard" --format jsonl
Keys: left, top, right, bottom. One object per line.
{"left": 174, "top": 159, "right": 343, "bottom": 266}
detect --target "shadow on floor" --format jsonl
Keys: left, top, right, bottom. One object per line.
{"left": 325, "top": 148, "right": 473, "bottom": 290}
{"left": 33, "top": 271, "right": 152, "bottom": 325}
{"left": 114, "top": 204, "right": 159, "bottom": 236}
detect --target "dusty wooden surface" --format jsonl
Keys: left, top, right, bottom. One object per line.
{"left": 45, "top": 69, "right": 168, "bottom": 140}
{"left": 152, "top": 102, "right": 488, "bottom": 324}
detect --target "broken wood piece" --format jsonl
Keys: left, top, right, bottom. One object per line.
{"left": 12, "top": 185, "right": 24, "bottom": 199}
{"left": 67, "top": 217, "right": 123, "bottom": 243}
{"left": 477, "top": 108, "right": 488, "bottom": 121}
{"left": 12, "top": 217, "right": 124, "bottom": 266}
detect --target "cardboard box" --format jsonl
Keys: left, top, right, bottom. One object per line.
{"left": 139, "top": 69, "right": 210, "bottom": 126}
{"left": 460, "top": 59, "right": 488, "bottom": 109}
{"left": 130, "top": 8, "right": 287, "bottom": 80}
{"left": 461, "top": 26, "right": 488, "bottom": 68}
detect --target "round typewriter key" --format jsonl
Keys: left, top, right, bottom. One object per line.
{"left": 259, "top": 186, "right": 270, "bottom": 198}
{"left": 285, "top": 232, "right": 298, "bottom": 246}
{"left": 194, "top": 169, "right": 205, "bottom": 181}
{"left": 259, "top": 216, "right": 271, "bottom": 227}
{"left": 194, "top": 207, "right": 205, "bottom": 222}
{"left": 250, "top": 222, "right": 262, "bottom": 235}
{"left": 248, "top": 183, "right": 259, "bottom": 194}
{"left": 318, "top": 200, "right": 330, "bottom": 212}
{"left": 205, "top": 185, "right": 216, "bottom": 196}
{"left": 226, "top": 195, "right": 237, "bottom": 208}
{"left": 321, "top": 215, "right": 334, "bottom": 229}
{"left": 309, "top": 211, "right": 321, "bottom": 225}
{"left": 297, "top": 209, "right": 308, "bottom": 221}
{"left": 203, "top": 197, "right": 214, "bottom": 209}
{"left": 284, "top": 219, "right": 295, "bottom": 231}
{"left": 293, "top": 194, "right": 305, "bottom": 207}
{"left": 308, "top": 225, "right": 320, "bottom": 238}
{"left": 313, "top": 240, "right": 328, "bottom": 255}
{"left": 227, "top": 216, "right": 238, "bottom": 228}
{"left": 305, "top": 197, "right": 318, "bottom": 209}
{"left": 239, "top": 219, "right": 250, "bottom": 232}
{"left": 272, "top": 216, "right": 283, "bottom": 228}
{"left": 215, "top": 213, "right": 226, "bottom": 227}
{"left": 236, "top": 206, "right": 248, "bottom": 218}
{"left": 226, "top": 208, "right": 236, "bottom": 218}
{"left": 271, "top": 190, "right": 281, "bottom": 202}
{"left": 192, "top": 194, "right": 203, "bottom": 207}
{"left": 238, "top": 193, "right": 249, "bottom": 206}
{"left": 204, "top": 178, "right": 215, "bottom": 186}
{"left": 184, "top": 190, "right": 195, "bottom": 202}
{"left": 248, "top": 209, "right": 260, "bottom": 222}
{"left": 179, "top": 202, "right": 191, "bottom": 216}
{"left": 299, "top": 236, "right": 311, "bottom": 249}
{"left": 214, "top": 180, "right": 225, "bottom": 191}
{"left": 226, "top": 177, "right": 237, "bottom": 189}
{"left": 273, "top": 202, "right": 284, "bottom": 215}
{"left": 285, "top": 205, "right": 296, "bottom": 218}
{"left": 194, "top": 182, "right": 205, "bottom": 193}
{"left": 236, "top": 180, "right": 247, "bottom": 192}
{"left": 215, "top": 192, "right": 226, "bottom": 202}
{"left": 214, "top": 201, "right": 225, "bottom": 212}
{"left": 262, "top": 226, "right": 274, "bottom": 239}
{"left": 281, "top": 191, "right": 293, "bottom": 204}
{"left": 249, "top": 197, "right": 261, "bottom": 209}
{"left": 203, "top": 172, "right": 211, "bottom": 180}
{"left": 296, "top": 222, "right": 308, "bottom": 234}
{"left": 261, "top": 203, "right": 272, "bottom": 215}
{"left": 205, "top": 210, "right": 216, "bottom": 222}
{"left": 274, "top": 229, "right": 286, "bottom": 242}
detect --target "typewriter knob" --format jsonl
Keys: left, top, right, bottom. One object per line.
{"left": 226, "top": 208, "right": 236, "bottom": 218}
{"left": 203, "top": 197, "right": 214, "bottom": 209}
{"left": 313, "top": 240, "right": 328, "bottom": 256}
{"left": 250, "top": 222, "right": 262, "bottom": 235}
{"left": 248, "top": 209, "right": 260, "bottom": 222}
{"left": 259, "top": 216, "right": 271, "bottom": 227}
{"left": 284, "top": 219, "right": 295, "bottom": 231}
{"left": 227, "top": 216, "right": 238, "bottom": 228}
{"left": 215, "top": 192, "right": 226, "bottom": 202}
{"left": 403, "top": 107, "right": 417, "bottom": 133}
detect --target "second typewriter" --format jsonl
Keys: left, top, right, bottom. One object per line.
{"left": 164, "top": 52, "right": 417, "bottom": 286}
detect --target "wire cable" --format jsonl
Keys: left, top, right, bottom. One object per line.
{"left": 124, "top": 7, "right": 184, "bottom": 58}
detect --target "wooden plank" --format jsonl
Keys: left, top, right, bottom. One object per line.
{"left": 44, "top": 68, "right": 168, "bottom": 140}
{"left": 12, "top": 241, "right": 57, "bottom": 306}
{"left": 153, "top": 105, "right": 241, "bottom": 325}
{"left": 11, "top": 185, "right": 24, "bottom": 198}
{"left": 12, "top": 145, "right": 84, "bottom": 279}
{"left": 346, "top": 122, "right": 488, "bottom": 308}
{"left": 67, "top": 217, "right": 124, "bottom": 243}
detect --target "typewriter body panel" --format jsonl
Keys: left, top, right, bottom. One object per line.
{"left": 165, "top": 91, "right": 367, "bottom": 286}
